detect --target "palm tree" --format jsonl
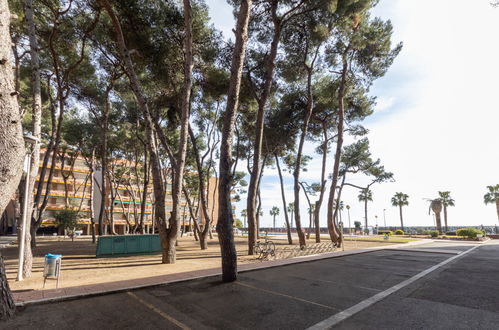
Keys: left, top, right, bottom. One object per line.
{"left": 358, "top": 189, "right": 373, "bottom": 231}
{"left": 391, "top": 192, "right": 409, "bottom": 231}
{"left": 438, "top": 191, "right": 455, "bottom": 232}
{"left": 484, "top": 184, "right": 499, "bottom": 223}
{"left": 241, "top": 209, "right": 247, "bottom": 229}
{"left": 287, "top": 202, "right": 294, "bottom": 228}
{"left": 269, "top": 206, "right": 280, "bottom": 231}
{"left": 428, "top": 199, "right": 443, "bottom": 234}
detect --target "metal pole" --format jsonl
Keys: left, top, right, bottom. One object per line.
{"left": 17, "top": 150, "right": 32, "bottom": 281}
{"left": 383, "top": 209, "right": 386, "bottom": 229}
{"left": 346, "top": 205, "right": 351, "bottom": 235}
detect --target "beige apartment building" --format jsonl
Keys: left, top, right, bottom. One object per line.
{"left": 1, "top": 150, "right": 230, "bottom": 236}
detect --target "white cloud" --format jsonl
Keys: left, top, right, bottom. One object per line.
{"left": 207, "top": 0, "right": 499, "bottom": 229}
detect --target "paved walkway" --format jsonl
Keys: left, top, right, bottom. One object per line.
{"left": 13, "top": 239, "right": 429, "bottom": 306}
{"left": 5, "top": 240, "right": 494, "bottom": 329}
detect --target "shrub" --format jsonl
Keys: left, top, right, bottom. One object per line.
{"left": 445, "top": 231, "right": 456, "bottom": 236}
{"left": 395, "top": 229, "right": 404, "bottom": 235}
{"left": 378, "top": 230, "right": 393, "bottom": 236}
{"left": 427, "top": 230, "right": 439, "bottom": 238}
{"left": 54, "top": 209, "right": 81, "bottom": 241}
{"left": 456, "top": 228, "right": 484, "bottom": 239}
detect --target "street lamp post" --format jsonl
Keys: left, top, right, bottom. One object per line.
{"left": 383, "top": 209, "right": 386, "bottom": 229}
{"left": 346, "top": 205, "right": 351, "bottom": 235}
{"left": 17, "top": 134, "right": 39, "bottom": 281}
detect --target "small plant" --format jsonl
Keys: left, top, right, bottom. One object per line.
{"left": 234, "top": 219, "right": 243, "bottom": 228}
{"left": 427, "top": 230, "right": 439, "bottom": 238}
{"left": 456, "top": 228, "right": 485, "bottom": 239}
{"left": 378, "top": 230, "right": 393, "bottom": 236}
{"left": 54, "top": 209, "right": 81, "bottom": 241}
{"left": 395, "top": 229, "right": 404, "bottom": 235}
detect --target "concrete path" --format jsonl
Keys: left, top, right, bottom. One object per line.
{"left": 5, "top": 240, "right": 496, "bottom": 329}
{"left": 0, "top": 235, "right": 16, "bottom": 249}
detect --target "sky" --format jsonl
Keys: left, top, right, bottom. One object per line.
{"left": 205, "top": 0, "right": 499, "bottom": 229}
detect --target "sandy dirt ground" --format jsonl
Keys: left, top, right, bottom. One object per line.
{"left": 2, "top": 234, "right": 399, "bottom": 292}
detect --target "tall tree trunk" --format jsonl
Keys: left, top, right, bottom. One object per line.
{"left": 21, "top": 0, "right": 42, "bottom": 278}
{"left": 399, "top": 205, "right": 404, "bottom": 231}
{"left": 0, "top": 0, "right": 24, "bottom": 315}
{"left": 275, "top": 154, "right": 292, "bottom": 244}
{"left": 496, "top": 200, "right": 499, "bottom": 223}
{"left": 247, "top": 3, "right": 281, "bottom": 255}
{"left": 188, "top": 127, "right": 211, "bottom": 249}
{"left": 326, "top": 52, "right": 349, "bottom": 246}
{"left": 443, "top": 205, "right": 448, "bottom": 232}
{"left": 139, "top": 154, "right": 149, "bottom": 235}
{"left": 364, "top": 199, "right": 368, "bottom": 231}
{"left": 100, "top": 0, "right": 169, "bottom": 262}
{"left": 97, "top": 158, "right": 107, "bottom": 236}
{"left": 293, "top": 65, "right": 315, "bottom": 247}
{"left": 97, "top": 87, "right": 112, "bottom": 236}
{"left": 89, "top": 150, "right": 96, "bottom": 243}
{"left": 313, "top": 122, "right": 329, "bottom": 243}
{"left": 216, "top": 0, "right": 252, "bottom": 282}
{"left": 435, "top": 212, "right": 442, "bottom": 234}
{"left": 166, "top": 0, "right": 194, "bottom": 263}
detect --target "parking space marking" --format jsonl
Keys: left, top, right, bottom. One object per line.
{"left": 385, "top": 248, "right": 462, "bottom": 255}
{"left": 236, "top": 281, "right": 339, "bottom": 311}
{"left": 306, "top": 245, "right": 480, "bottom": 330}
{"left": 127, "top": 291, "right": 191, "bottom": 330}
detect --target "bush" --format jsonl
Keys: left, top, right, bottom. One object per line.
{"left": 456, "top": 228, "right": 484, "bottom": 239}
{"left": 445, "top": 231, "right": 456, "bottom": 236}
{"left": 427, "top": 230, "right": 439, "bottom": 238}
{"left": 378, "top": 230, "right": 393, "bottom": 236}
{"left": 54, "top": 209, "right": 81, "bottom": 241}
{"left": 395, "top": 229, "right": 404, "bottom": 235}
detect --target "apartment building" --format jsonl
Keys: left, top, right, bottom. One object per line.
{"left": 1, "top": 150, "right": 231, "bottom": 235}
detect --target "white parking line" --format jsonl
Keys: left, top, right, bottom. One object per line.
{"left": 306, "top": 245, "right": 480, "bottom": 330}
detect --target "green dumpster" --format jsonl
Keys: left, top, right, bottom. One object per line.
{"left": 96, "top": 235, "right": 161, "bottom": 257}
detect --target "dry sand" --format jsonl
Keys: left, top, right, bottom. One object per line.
{"left": 3, "top": 235, "right": 398, "bottom": 291}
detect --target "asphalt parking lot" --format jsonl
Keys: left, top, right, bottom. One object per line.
{"left": 4, "top": 241, "right": 497, "bottom": 330}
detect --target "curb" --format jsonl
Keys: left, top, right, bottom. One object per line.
{"left": 14, "top": 239, "right": 434, "bottom": 308}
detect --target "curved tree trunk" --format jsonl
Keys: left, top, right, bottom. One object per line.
{"left": 326, "top": 53, "right": 349, "bottom": 246}
{"left": 0, "top": 0, "right": 24, "bottom": 316}
{"left": 496, "top": 200, "right": 499, "bottom": 223}
{"left": 293, "top": 65, "right": 314, "bottom": 247}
